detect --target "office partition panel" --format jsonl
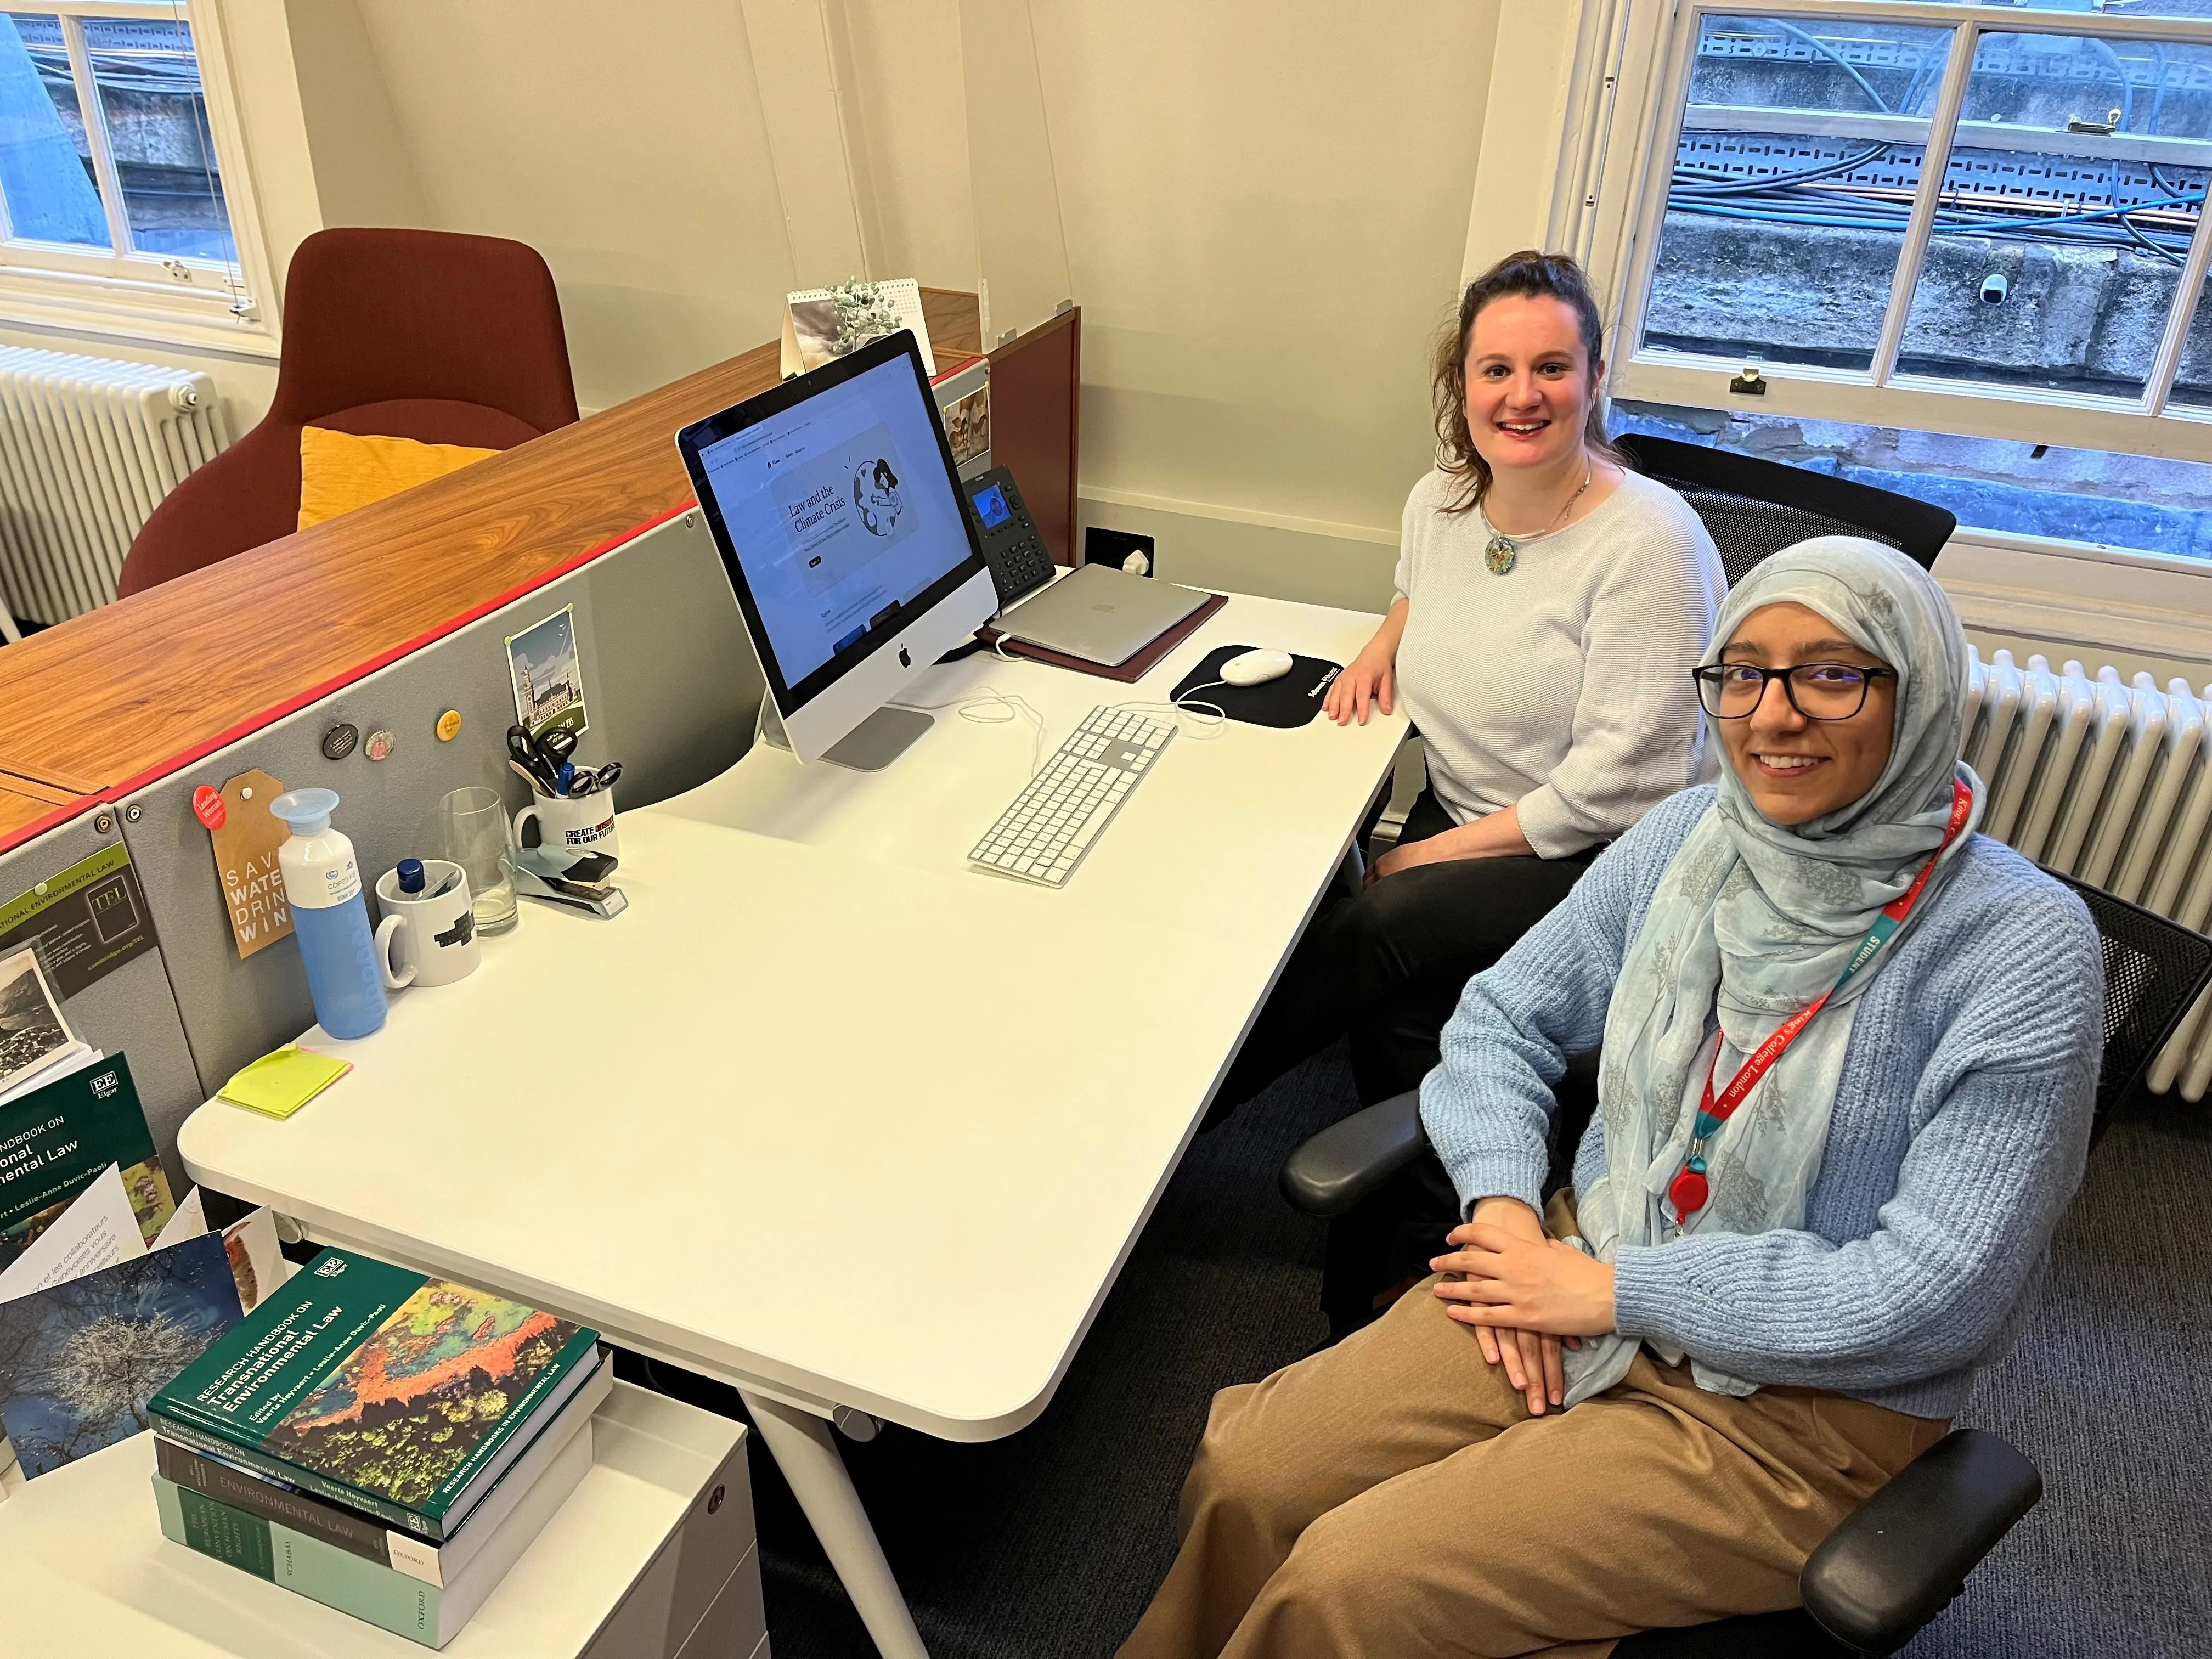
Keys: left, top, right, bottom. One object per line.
{"left": 0, "top": 809, "right": 205, "bottom": 1180}
{"left": 113, "top": 511, "right": 762, "bottom": 1092}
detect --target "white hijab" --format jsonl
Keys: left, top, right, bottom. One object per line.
{"left": 1563, "top": 537, "right": 1984, "bottom": 1406}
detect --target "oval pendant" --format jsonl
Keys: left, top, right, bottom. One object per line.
{"left": 1668, "top": 1166, "right": 1709, "bottom": 1219}
{"left": 1484, "top": 534, "right": 1517, "bottom": 576}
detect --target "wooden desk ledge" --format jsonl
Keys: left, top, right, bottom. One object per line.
{"left": 0, "top": 289, "right": 989, "bottom": 809}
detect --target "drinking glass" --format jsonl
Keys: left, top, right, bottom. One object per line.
{"left": 436, "top": 786, "right": 518, "bottom": 936}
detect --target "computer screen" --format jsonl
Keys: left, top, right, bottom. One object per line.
{"left": 689, "top": 346, "right": 981, "bottom": 695}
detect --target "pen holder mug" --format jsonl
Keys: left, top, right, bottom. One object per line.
{"left": 373, "top": 859, "right": 480, "bottom": 989}
{"left": 512, "top": 788, "right": 619, "bottom": 859}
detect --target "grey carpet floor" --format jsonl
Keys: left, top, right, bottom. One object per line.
{"left": 1908, "top": 1099, "right": 2212, "bottom": 1658}
{"left": 644, "top": 1051, "right": 2211, "bottom": 1658}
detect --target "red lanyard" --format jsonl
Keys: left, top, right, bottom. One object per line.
{"left": 1666, "top": 779, "right": 1973, "bottom": 1223}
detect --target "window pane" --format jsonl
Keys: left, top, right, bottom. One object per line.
{"left": 0, "top": 14, "right": 108, "bottom": 248}
{"left": 81, "top": 16, "right": 232, "bottom": 263}
{"left": 1616, "top": 398, "right": 2212, "bottom": 562}
{"left": 1641, "top": 15, "right": 1957, "bottom": 373}
{"left": 1895, "top": 33, "right": 2212, "bottom": 399}
{"left": 1873, "top": 0, "right": 2212, "bottom": 16}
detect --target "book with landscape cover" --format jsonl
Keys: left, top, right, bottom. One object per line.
{"left": 0, "top": 1053, "right": 177, "bottom": 1264}
{"left": 153, "top": 1422, "right": 596, "bottom": 1649}
{"left": 150, "top": 1247, "right": 600, "bottom": 1542}
{"left": 154, "top": 1355, "right": 610, "bottom": 1587}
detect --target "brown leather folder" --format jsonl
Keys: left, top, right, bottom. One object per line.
{"left": 979, "top": 589, "right": 1227, "bottom": 685}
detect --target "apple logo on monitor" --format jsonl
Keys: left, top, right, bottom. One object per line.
{"left": 854, "top": 457, "right": 904, "bottom": 537}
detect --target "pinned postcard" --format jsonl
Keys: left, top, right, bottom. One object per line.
{"left": 782, "top": 278, "right": 936, "bottom": 379}
{"left": 0, "top": 945, "right": 84, "bottom": 1100}
{"left": 506, "top": 604, "right": 589, "bottom": 741}
{"left": 943, "top": 378, "right": 991, "bottom": 469}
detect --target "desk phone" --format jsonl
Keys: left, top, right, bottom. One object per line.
{"left": 965, "top": 467, "right": 1054, "bottom": 607}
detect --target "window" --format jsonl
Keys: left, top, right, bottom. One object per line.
{"left": 1577, "top": 0, "right": 2212, "bottom": 561}
{"left": 0, "top": 2, "right": 267, "bottom": 348}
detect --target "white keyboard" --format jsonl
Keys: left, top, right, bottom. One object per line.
{"left": 968, "top": 705, "right": 1176, "bottom": 887}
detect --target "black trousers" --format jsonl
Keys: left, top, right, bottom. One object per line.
{"left": 1218, "top": 788, "right": 1598, "bottom": 1111}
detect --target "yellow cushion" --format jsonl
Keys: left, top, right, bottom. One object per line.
{"left": 297, "top": 426, "right": 499, "bottom": 530}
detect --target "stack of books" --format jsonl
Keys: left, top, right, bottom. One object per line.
{"left": 148, "top": 1246, "right": 608, "bottom": 1649}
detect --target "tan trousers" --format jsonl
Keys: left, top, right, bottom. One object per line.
{"left": 1119, "top": 1198, "right": 1949, "bottom": 1659}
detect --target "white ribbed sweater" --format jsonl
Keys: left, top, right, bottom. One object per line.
{"left": 1392, "top": 467, "right": 1726, "bottom": 856}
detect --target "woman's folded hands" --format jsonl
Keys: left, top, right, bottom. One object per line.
{"left": 1434, "top": 1195, "right": 1617, "bottom": 1415}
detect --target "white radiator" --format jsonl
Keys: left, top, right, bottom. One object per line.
{"left": 0, "top": 346, "right": 229, "bottom": 626}
{"left": 1965, "top": 645, "right": 2212, "bottom": 1099}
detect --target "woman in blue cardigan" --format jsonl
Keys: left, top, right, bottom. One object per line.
{"left": 1120, "top": 538, "right": 2103, "bottom": 1658}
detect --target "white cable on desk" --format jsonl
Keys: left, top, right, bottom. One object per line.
{"left": 891, "top": 683, "right": 1048, "bottom": 775}
{"left": 1119, "top": 682, "right": 1229, "bottom": 735}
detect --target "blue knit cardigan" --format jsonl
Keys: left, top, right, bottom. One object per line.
{"left": 1422, "top": 784, "right": 2104, "bottom": 1420}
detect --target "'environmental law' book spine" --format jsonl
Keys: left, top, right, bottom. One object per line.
{"left": 151, "top": 1409, "right": 441, "bottom": 1541}
{"left": 155, "top": 1435, "right": 399, "bottom": 1572}
{"left": 154, "top": 1475, "right": 445, "bottom": 1648}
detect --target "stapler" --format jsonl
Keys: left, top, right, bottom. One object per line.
{"left": 512, "top": 848, "right": 628, "bottom": 918}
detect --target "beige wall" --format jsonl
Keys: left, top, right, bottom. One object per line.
{"left": 5, "top": 1, "right": 1504, "bottom": 616}
{"left": 840, "top": 0, "right": 978, "bottom": 288}
{"left": 1029, "top": 0, "right": 1498, "bottom": 606}
{"left": 343, "top": 0, "right": 800, "bottom": 416}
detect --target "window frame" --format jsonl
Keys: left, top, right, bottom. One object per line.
{"left": 1589, "top": 0, "right": 2212, "bottom": 466}
{"left": 0, "top": 0, "right": 274, "bottom": 355}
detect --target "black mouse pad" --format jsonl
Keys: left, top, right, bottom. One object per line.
{"left": 1170, "top": 645, "right": 1344, "bottom": 728}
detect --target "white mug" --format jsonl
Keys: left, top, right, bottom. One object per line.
{"left": 374, "top": 860, "right": 480, "bottom": 989}
{"left": 512, "top": 788, "right": 619, "bottom": 859}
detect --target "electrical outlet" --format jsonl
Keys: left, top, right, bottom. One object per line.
{"left": 1085, "top": 527, "right": 1156, "bottom": 575}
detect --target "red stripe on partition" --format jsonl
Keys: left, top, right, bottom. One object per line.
{"left": 88, "top": 499, "right": 698, "bottom": 812}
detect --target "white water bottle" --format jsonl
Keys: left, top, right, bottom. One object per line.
{"left": 270, "top": 788, "right": 387, "bottom": 1040}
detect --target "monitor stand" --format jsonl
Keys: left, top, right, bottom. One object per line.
{"left": 755, "top": 698, "right": 934, "bottom": 772}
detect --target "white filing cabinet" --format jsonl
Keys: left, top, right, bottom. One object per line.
{"left": 0, "top": 1380, "right": 768, "bottom": 1659}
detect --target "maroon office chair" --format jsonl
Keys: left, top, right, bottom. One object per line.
{"left": 117, "top": 228, "right": 579, "bottom": 597}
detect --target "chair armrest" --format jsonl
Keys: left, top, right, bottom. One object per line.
{"left": 1802, "top": 1428, "right": 2041, "bottom": 1656}
{"left": 1277, "top": 1091, "right": 1427, "bottom": 1218}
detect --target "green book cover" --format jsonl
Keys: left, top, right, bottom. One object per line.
{"left": 155, "top": 1475, "right": 446, "bottom": 1647}
{"left": 151, "top": 1246, "right": 596, "bottom": 1541}
{"left": 0, "top": 1053, "right": 176, "bottom": 1261}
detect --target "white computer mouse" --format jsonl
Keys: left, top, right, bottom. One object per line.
{"left": 1220, "top": 648, "right": 1295, "bottom": 687}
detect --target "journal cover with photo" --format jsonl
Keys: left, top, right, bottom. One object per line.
{"left": 0, "top": 1230, "right": 242, "bottom": 1478}
{"left": 0, "top": 1054, "right": 176, "bottom": 1266}
{"left": 0, "top": 945, "right": 84, "bottom": 1099}
{"left": 153, "top": 1248, "right": 600, "bottom": 1541}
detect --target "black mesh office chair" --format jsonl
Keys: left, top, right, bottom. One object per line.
{"left": 1328, "top": 443, "right": 1955, "bottom": 1312}
{"left": 1276, "top": 875, "right": 2212, "bottom": 1657}
{"left": 1613, "top": 433, "right": 1954, "bottom": 584}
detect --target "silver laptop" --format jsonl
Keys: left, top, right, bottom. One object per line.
{"left": 991, "top": 564, "right": 1210, "bottom": 667}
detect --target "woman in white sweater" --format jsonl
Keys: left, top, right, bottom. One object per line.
{"left": 1217, "top": 253, "right": 1723, "bottom": 1235}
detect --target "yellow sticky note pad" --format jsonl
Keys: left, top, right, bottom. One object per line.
{"left": 219, "top": 1047, "right": 352, "bottom": 1119}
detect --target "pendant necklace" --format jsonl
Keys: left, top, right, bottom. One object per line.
{"left": 1480, "top": 462, "right": 1592, "bottom": 576}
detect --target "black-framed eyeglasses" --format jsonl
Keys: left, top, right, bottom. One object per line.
{"left": 1691, "top": 662, "right": 1897, "bottom": 721}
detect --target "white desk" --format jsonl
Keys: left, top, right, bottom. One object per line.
{"left": 180, "top": 590, "right": 1405, "bottom": 1657}
{"left": 0, "top": 1381, "right": 763, "bottom": 1659}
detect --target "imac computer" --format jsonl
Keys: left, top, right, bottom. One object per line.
{"left": 676, "top": 330, "right": 998, "bottom": 770}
